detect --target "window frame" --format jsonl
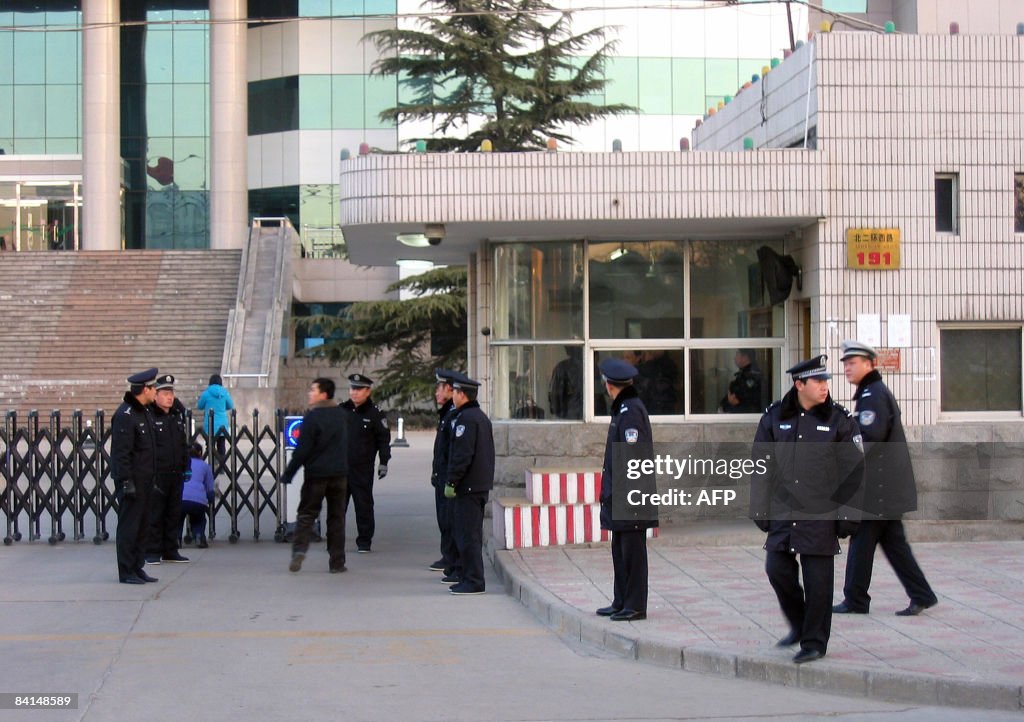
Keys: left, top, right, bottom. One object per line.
{"left": 934, "top": 172, "right": 959, "bottom": 235}
{"left": 937, "top": 322, "right": 1024, "bottom": 421}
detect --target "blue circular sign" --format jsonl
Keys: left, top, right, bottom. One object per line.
{"left": 285, "top": 417, "right": 303, "bottom": 449}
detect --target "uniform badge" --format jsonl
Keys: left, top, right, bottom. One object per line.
{"left": 816, "top": 425, "right": 830, "bottom": 432}
{"left": 455, "top": 424, "right": 466, "bottom": 438}
{"left": 858, "top": 410, "right": 876, "bottom": 426}
{"left": 746, "top": 379, "right": 755, "bottom": 388}
{"left": 779, "top": 423, "right": 792, "bottom": 430}
{"left": 624, "top": 428, "right": 639, "bottom": 444}
{"left": 853, "top": 434, "right": 864, "bottom": 453}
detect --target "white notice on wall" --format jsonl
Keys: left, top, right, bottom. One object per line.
{"left": 856, "top": 314, "right": 881, "bottom": 347}
{"left": 888, "top": 314, "right": 912, "bottom": 347}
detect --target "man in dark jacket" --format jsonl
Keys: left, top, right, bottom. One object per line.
{"left": 146, "top": 374, "right": 191, "bottom": 565}
{"left": 833, "top": 339, "right": 938, "bottom": 617}
{"left": 111, "top": 368, "right": 160, "bottom": 584}
{"left": 429, "top": 370, "right": 460, "bottom": 581}
{"left": 340, "top": 374, "right": 391, "bottom": 553}
{"left": 443, "top": 372, "right": 494, "bottom": 595}
{"left": 595, "top": 357, "right": 658, "bottom": 622}
{"left": 751, "top": 355, "right": 865, "bottom": 664}
{"left": 719, "top": 348, "right": 764, "bottom": 413}
{"left": 282, "top": 378, "right": 349, "bottom": 574}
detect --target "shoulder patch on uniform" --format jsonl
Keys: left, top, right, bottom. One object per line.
{"left": 624, "top": 428, "right": 639, "bottom": 444}
{"left": 455, "top": 424, "right": 466, "bottom": 438}
{"left": 852, "top": 434, "right": 864, "bottom": 453}
{"left": 858, "top": 410, "right": 876, "bottom": 426}
{"left": 861, "top": 390, "right": 872, "bottom": 397}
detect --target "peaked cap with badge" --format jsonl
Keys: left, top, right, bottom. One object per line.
{"left": 348, "top": 373, "right": 374, "bottom": 388}
{"left": 127, "top": 368, "right": 159, "bottom": 386}
{"left": 839, "top": 339, "right": 878, "bottom": 361}
{"left": 786, "top": 355, "right": 831, "bottom": 381}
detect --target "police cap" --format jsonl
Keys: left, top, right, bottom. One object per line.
{"left": 348, "top": 373, "right": 374, "bottom": 388}
{"left": 435, "top": 368, "right": 456, "bottom": 384}
{"left": 154, "top": 374, "right": 176, "bottom": 391}
{"left": 599, "top": 358, "right": 638, "bottom": 384}
{"left": 447, "top": 371, "right": 481, "bottom": 391}
{"left": 127, "top": 368, "right": 159, "bottom": 386}
{"left": 786, "top": 355, "right": 831, "bottom": 381}
{"left": 840, "top": 339, "right": 877, "bottom": 361}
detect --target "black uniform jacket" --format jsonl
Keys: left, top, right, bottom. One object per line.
{"left": 282, "top": 400, "right": 349, "bottom": 482}
{"left": 431, "top": 398, "right": 455, "bottom": 488}
{"left": 852, "top": 370, "right": 917, "bottom": 518}
{"left": 446, "top": 401, "right": 495, "bottom": 495}
{"left": 153, "top": 398, "right": 190, "bottom": 479}
{"left": 341, "top": 398, "right": 392, "bottom": 469}
{"left": 111, "top": 392, "right": 157, "bottom": 488}
{"left": 600, "top": 385, "right": 659, "bottom": 533}
{"left": 751, "top": 388, "right": 865, "bottom": 555}
{"left": 721, "top": 363, "right": 764, "bottom": 413}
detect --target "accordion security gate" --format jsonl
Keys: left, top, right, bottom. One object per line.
{"left": 2, "top": 409, "right": 290, "bottom": 546}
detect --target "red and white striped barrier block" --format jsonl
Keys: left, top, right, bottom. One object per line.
{"left": 492, "top": 497, "right": 658, "bottom": 550}
{"left": 525, "top": 468, "right": 602, "bottom": 505}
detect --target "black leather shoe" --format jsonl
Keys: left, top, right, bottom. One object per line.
{"left": 596, "top": 605, "right": 621, "bottom": 617}
{"left": 428, "top": 559, "right": 446, "bottom": 572}
{"left": 137, "top": 570, "right": 159, "bottom": 583}
{"left": 120, "top": 575, "right": 145, "bottom": 585}
{"left": 441, "top": 574, "right": 461, "bottom": 584}
{"left": 793, "top": 648, "right": 825, "bottom": 664}
{"left": 329, "top": 565, "right": 347, "bottom": 574}
{"left": 895, "top": 599, "right": 937, "bottom": 616}
{"left": 776, "top": 629, "right": 800, "bottom": 647}
{"left": 832, "top": 601, "right": 868, "bottom": 614}
{"left": 610, "top": 609, "right": 646, "bottom": 622}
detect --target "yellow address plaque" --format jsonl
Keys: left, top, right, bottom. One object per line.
{"left": 847, "top": 228, "right": 900, "bottom": 269}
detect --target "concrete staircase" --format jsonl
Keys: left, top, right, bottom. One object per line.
{"left": 0, "top": 250, "right": 241, "bottom": 415}
{"left": 492, "top": 469, "right": 658, "bottom": 549}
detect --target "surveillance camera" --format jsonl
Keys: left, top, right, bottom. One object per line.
{"left": 425, "top": 223, "right": 445, "bottom": 247}
{"left": 427, "top": 235, "right": 443, "bottom": 246}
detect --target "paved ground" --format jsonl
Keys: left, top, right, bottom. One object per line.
{"left": 2, "top": 430, "right": 1023, "bottom": 720}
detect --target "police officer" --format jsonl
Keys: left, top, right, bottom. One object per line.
{"left": 340, "top": 373, "right": 391, "bottom": 553}
{"left": 146, "top": 374, "right": 191, "bottom": 565}
{"left": 111, "top": 368, "right": 160, "bottom": 584}
{"left": 429, "top": 369, "right": 461, "bottom": 582}
{"left": 282, "top": 377, "right": 350, "bottom": 573}
{"left": 750, "top": 355, "right": 865, "bottom": 663}
{"left": 595, "top": 358, "right": 658, "bottom": 622}
{"left": 833, "top": 339, "right": 938, "bottom": 617}
{"left": 720, "top": 348, "right": 764, "bottom": 413}
{"left": 443, "top": 372, "right": 494, "bottom": 595}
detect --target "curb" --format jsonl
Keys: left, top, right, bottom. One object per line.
{"left": 486, "top": 539, "right": 1023, "bottom": 712}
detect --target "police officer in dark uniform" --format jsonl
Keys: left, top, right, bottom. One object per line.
{"left": 751, "top": 355, "right": 865, "bottom": 663}
{"left": 146, "top": 374, "right": 191, "bottom": 565}
{"left": 833, "top": 339, "right": 938, "bottom": 617}
{"left": 443, "top": 372, "right": 494, "bottom": 595}
{"left": 340, "top": 373, "right": 391, "bottom": 553}
{"left": 595, "top": 358, "right": 658, "bottom": 622}
{"left": 429, "top": 369, "right": 461, "bottom": 582}
{"left": 720, "top": 348, "right": 764, "bottom": 413}
{"left": 111, "top": 368, "right": 160, "bottom": 584}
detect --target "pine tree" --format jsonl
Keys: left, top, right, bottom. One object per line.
{"left": 294, "top": 266, "right": 467, "bottom": 407}
{"left": 366, "top": 0, "right": 635, "bottom": 151}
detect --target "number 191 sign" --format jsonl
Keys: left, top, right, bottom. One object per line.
{"left": 847, "top": 228, "right": 900, "bottom": 269}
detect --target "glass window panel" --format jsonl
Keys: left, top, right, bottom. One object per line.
{"left": 331, "top": 75, "right": 364, "bottom": 128}
{"left": 45, "top": 31, "right": 78, "bottom": 84}
{"left": 332, "top": 0, "right": 364, "bottom": 17}
{"left": 589, "top": 241, "right": 684, "bottom": 339}
{"left": 364, "top": 0, "right": 397, "bottom": 17}
{"left": 364, "top": 75, "right": 397, "bottom": 129}
{"left": 299, "top": 75, "right": 332, "bottom": 129}
{"left": 689, "top": 347, "right": 778, "bottom": 415}
{"left": 172, "top": 29, "right": 208, "bottom": 84}
{"left": 146, "top": 31, "right": 174, "bottom": 83}
{"left": 13, "top": 32, "right": 45, "bottom": 85}
{"left": 146, "top": 137, "right": 174, "bottom": 190}
{"left": 1013, "top": 174, "right": 1023, "bottom": 233}
{"left": 14, "top": 86, "right": 45, "bottom": 138}
{"left": 822, "top": 0, "right": 867, "bottom": 11}
{"left": 493, "top": 241, "right": 583, "bottom": 341}
{"left": 300, "top": 0, "right": 332, "bottom": 16}
{"left": 689, "top": 240, "right": 784, "bottom": 338}
{"left": 13, "top": 138, "right": 44, "bottom": 154}
{"left": 941, "top": 329, "right": 1022, "bottom": 412}
{"left": 45, "top": 137, "right": 79, "bottom": 154}
{"left": 0, "top": 86, "right": 13, "bottom": 144}
{"left": 146, "top": 84, "right": 174, "bottom": 137}
{"left": 45, "top": 85, "right": 78, "bottom": 138}
{"left": 173, "top": 83, "right": 208, "bottom": 137}
{"left": 604, "top": 56, "right": 639, "bottom": 108}
{"left": 300, "top": 184, "right": 335, "bottom": 228}
{"left": 172, "top": 138, "right": 208, "bottom": 191}
{"left": 249, "top": 76, "right": 299, "bottom": 135}
{"left": 671, "top": 58, "right": 705, "bottom": 115}
{"left": 0, "top": 32, "right": 13, "bottom": 85}
{"left": 638, "top": 58, "right": 672, "bottom": 115}
{"left": 705, "top": 58, "right": 739, "bottom": 97}
{"left": 593, "top": 348, "right": 684, "bottom": 416}
{"left": 492, "top": 344, "right": 582, "bottom": 420}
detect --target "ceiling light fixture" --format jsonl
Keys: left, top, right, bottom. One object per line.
{"left": 396, "top": 233, "right": 430, "bottom": 248}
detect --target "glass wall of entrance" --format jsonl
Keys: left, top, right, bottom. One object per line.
{"left": 0, "top": 179, "right": 81, "bottom": 251}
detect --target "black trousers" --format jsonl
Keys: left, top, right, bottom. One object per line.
{"left": 611, "top": 530, "right": 649, "bottom": 612}
{"left": 843, "top": 519, "right": 937, "bottom": 611}
{"left": 116, "top": 480, "right": 152, "bottom": 581}
{"left": 293, "top": 474, "right": 347, "bottom": 569}
{"left": 766, "top": 551, "right": 834, "bottom": 654}
{"left": 147, "top": 474, "right": 183, "bottom": 557}
{"left": 434, "top": 483, "right": 460, "bottom": 574}
{"left": 180, "top": 500, "right": 210, "bottom": 539}
{"left": 453, "top": 492, "right": 487, "bottom": 591}
{"left": 345, "top": 464, "right": 375, "bottom": 549}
